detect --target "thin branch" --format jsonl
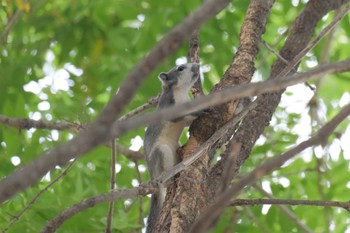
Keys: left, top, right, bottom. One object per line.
{"left": 0, "top": 96, "right": 157, "bottom": 135}
{"left": 231, "top": 198, "right": 350, "bottom": 211}
{"left": 0, "top": 115, "right": 143, "bottom": 160}
{"left": 308, "top": 10, "right": 340, "bottom": 130}
{"left": 2, "top": 159, "right": 76, "bottom": 233}
{"left": 278, "top": 2, "right": 350, "bottom": 79}
{"left": 260, "top": 40, "right": 289, "bottom": 65}
{"left": 134, "top": 160, "right": 145, "bottom": 228}
{"left": 0, "top": 114, "right": 141, "bottom": 160}
{"left": 187, "top": 30, "right": 204, "bottom": 98}
{"left": 119, "top": 94, "right": 160, "bottom": 120}
{"left": 0, "top": 115, "right": 83, "bottom": 132}
{"left": 41, "top": 184, "right": 156, "bottom": 233}
{"left": 113, "top": 143, "right": 143, "bottom": 161}
{"left": 105, "top": 140, "right": 117, "bottom": 233}
{"left": 190, "top": 103, "right": 350, "bottom": 233}
{"left": 257, "top": 25, "right": 290, "bottom": 70}
{"left": 221, "top": 143, "right": 242, "bottom": 192}
{"left": 0, "top": 0, "right": 231, "bottom": 203}
{"left": 0, "top": 10, "right": 22, "bottom": 46}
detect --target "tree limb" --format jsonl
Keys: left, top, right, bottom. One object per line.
{"left": 231, "top": 198, "right": 350, "bottom": 212}
{"left": 188, "top": 30, "right": 204, "bottom": 98}
{"left": 0, "top": 115, "right": 83, "bottom": 132}
{"left": 0, "top": 115, "right": 143, "bottom": 160}
{"left": 0, "top": 10, "right": 22, "bottom": 46}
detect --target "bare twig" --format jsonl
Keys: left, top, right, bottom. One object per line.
{"left": 2, "top": 160, "right": 77, "bottom": 233}
{"left": 0, "top": 115, "right": 143, "bottom": 161}
{"left": 105, "top": 140, "right": 117, "bottom": 233}
{"left": 260, "top": 40, "right": 289, "bottom": 65}
{"left": 134, "top": 160, "right": 145, "bottom": 227}
{"left": 278, "top": 3, "right": 350, "bottom": 79}
{"left": 0, "top": 115, "right": 83, "bottom": 132}
{"left": 114, "top": 143, "right": 143, "bottom": 161}
{"left": 308, "top": 10, "right": 339, "bottom": 129}
{"left": 41, "top": 184, "right": 156, "bottom": 233}
{"left": 119, "top": 94, "right": 160, "bottom": 120}
{"left": 257, "top": 25, "right": 290, "bottom": 70}
{"left": 0, "top": 10, "right": 22, "bottom": 46}
{"left": 221, "top": 143, "right": 242, "bottom": 192}
{"left": 188, "top": 30, "right": 204, "bottom": 98}
{"left": 190, "top": 103, "right": 350, "bottom": 233}
{"left": 231, "top": 198, "right": 350, "bottom": 211}
{"left": 0, "top": 0, "right": 231, "bottom": 203}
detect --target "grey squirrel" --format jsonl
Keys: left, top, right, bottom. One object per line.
{"left": 144, "top": 63, "right": 200, "bottom": 233}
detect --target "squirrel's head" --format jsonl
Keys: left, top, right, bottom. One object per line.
{"left": 158, "top": 63, "right": 200, "bottom": 90}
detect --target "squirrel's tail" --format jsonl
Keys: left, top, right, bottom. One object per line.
{"left": 146, "top": 194, "right": 161, "bottom": 233}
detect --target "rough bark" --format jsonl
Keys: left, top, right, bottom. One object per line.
{"left": 156, "top": 1, "right": 275, "bottom": 232}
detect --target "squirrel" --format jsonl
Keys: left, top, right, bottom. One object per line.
{"left": 144, "top": 63, "right": 200, "bottom": 233}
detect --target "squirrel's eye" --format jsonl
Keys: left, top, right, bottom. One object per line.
{"left": 177, "top": 65, "right": 185, "bottom": 71}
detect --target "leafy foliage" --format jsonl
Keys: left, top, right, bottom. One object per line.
{"left": 0, "top": 0, "right": 350, "bottom": 232}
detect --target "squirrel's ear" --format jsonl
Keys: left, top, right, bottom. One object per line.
{"left": 158, "top": 72, "right": 169, "bottom": 85}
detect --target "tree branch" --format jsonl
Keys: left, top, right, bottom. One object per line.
{"left": 278, "top": 2, "right": 350, "bottom": 79}
{"left": 0, "top": 115, "right": 83, "bottom": 132}
{"left": 118, "top": 94, "right": 160, "bottom": 120}
{"left": 0, "top": 115, "right": 143, "bottom": 160}
{"left": 0, "top": 10, "right": 22, "bottom": 46}
{"left": 187, "top": 30, "right": 204, "bottom": 98}
{"left": 113, "top": 143, "right": 143, "bottom": 161}
{"left": 230, "top": 198, "right": 350, "bottom": 212}
{"left": 190, "top": 103, "right": 350, "bottom": 233}
{"left": 105, "top": 140, "right": 117, "bottom": 233}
